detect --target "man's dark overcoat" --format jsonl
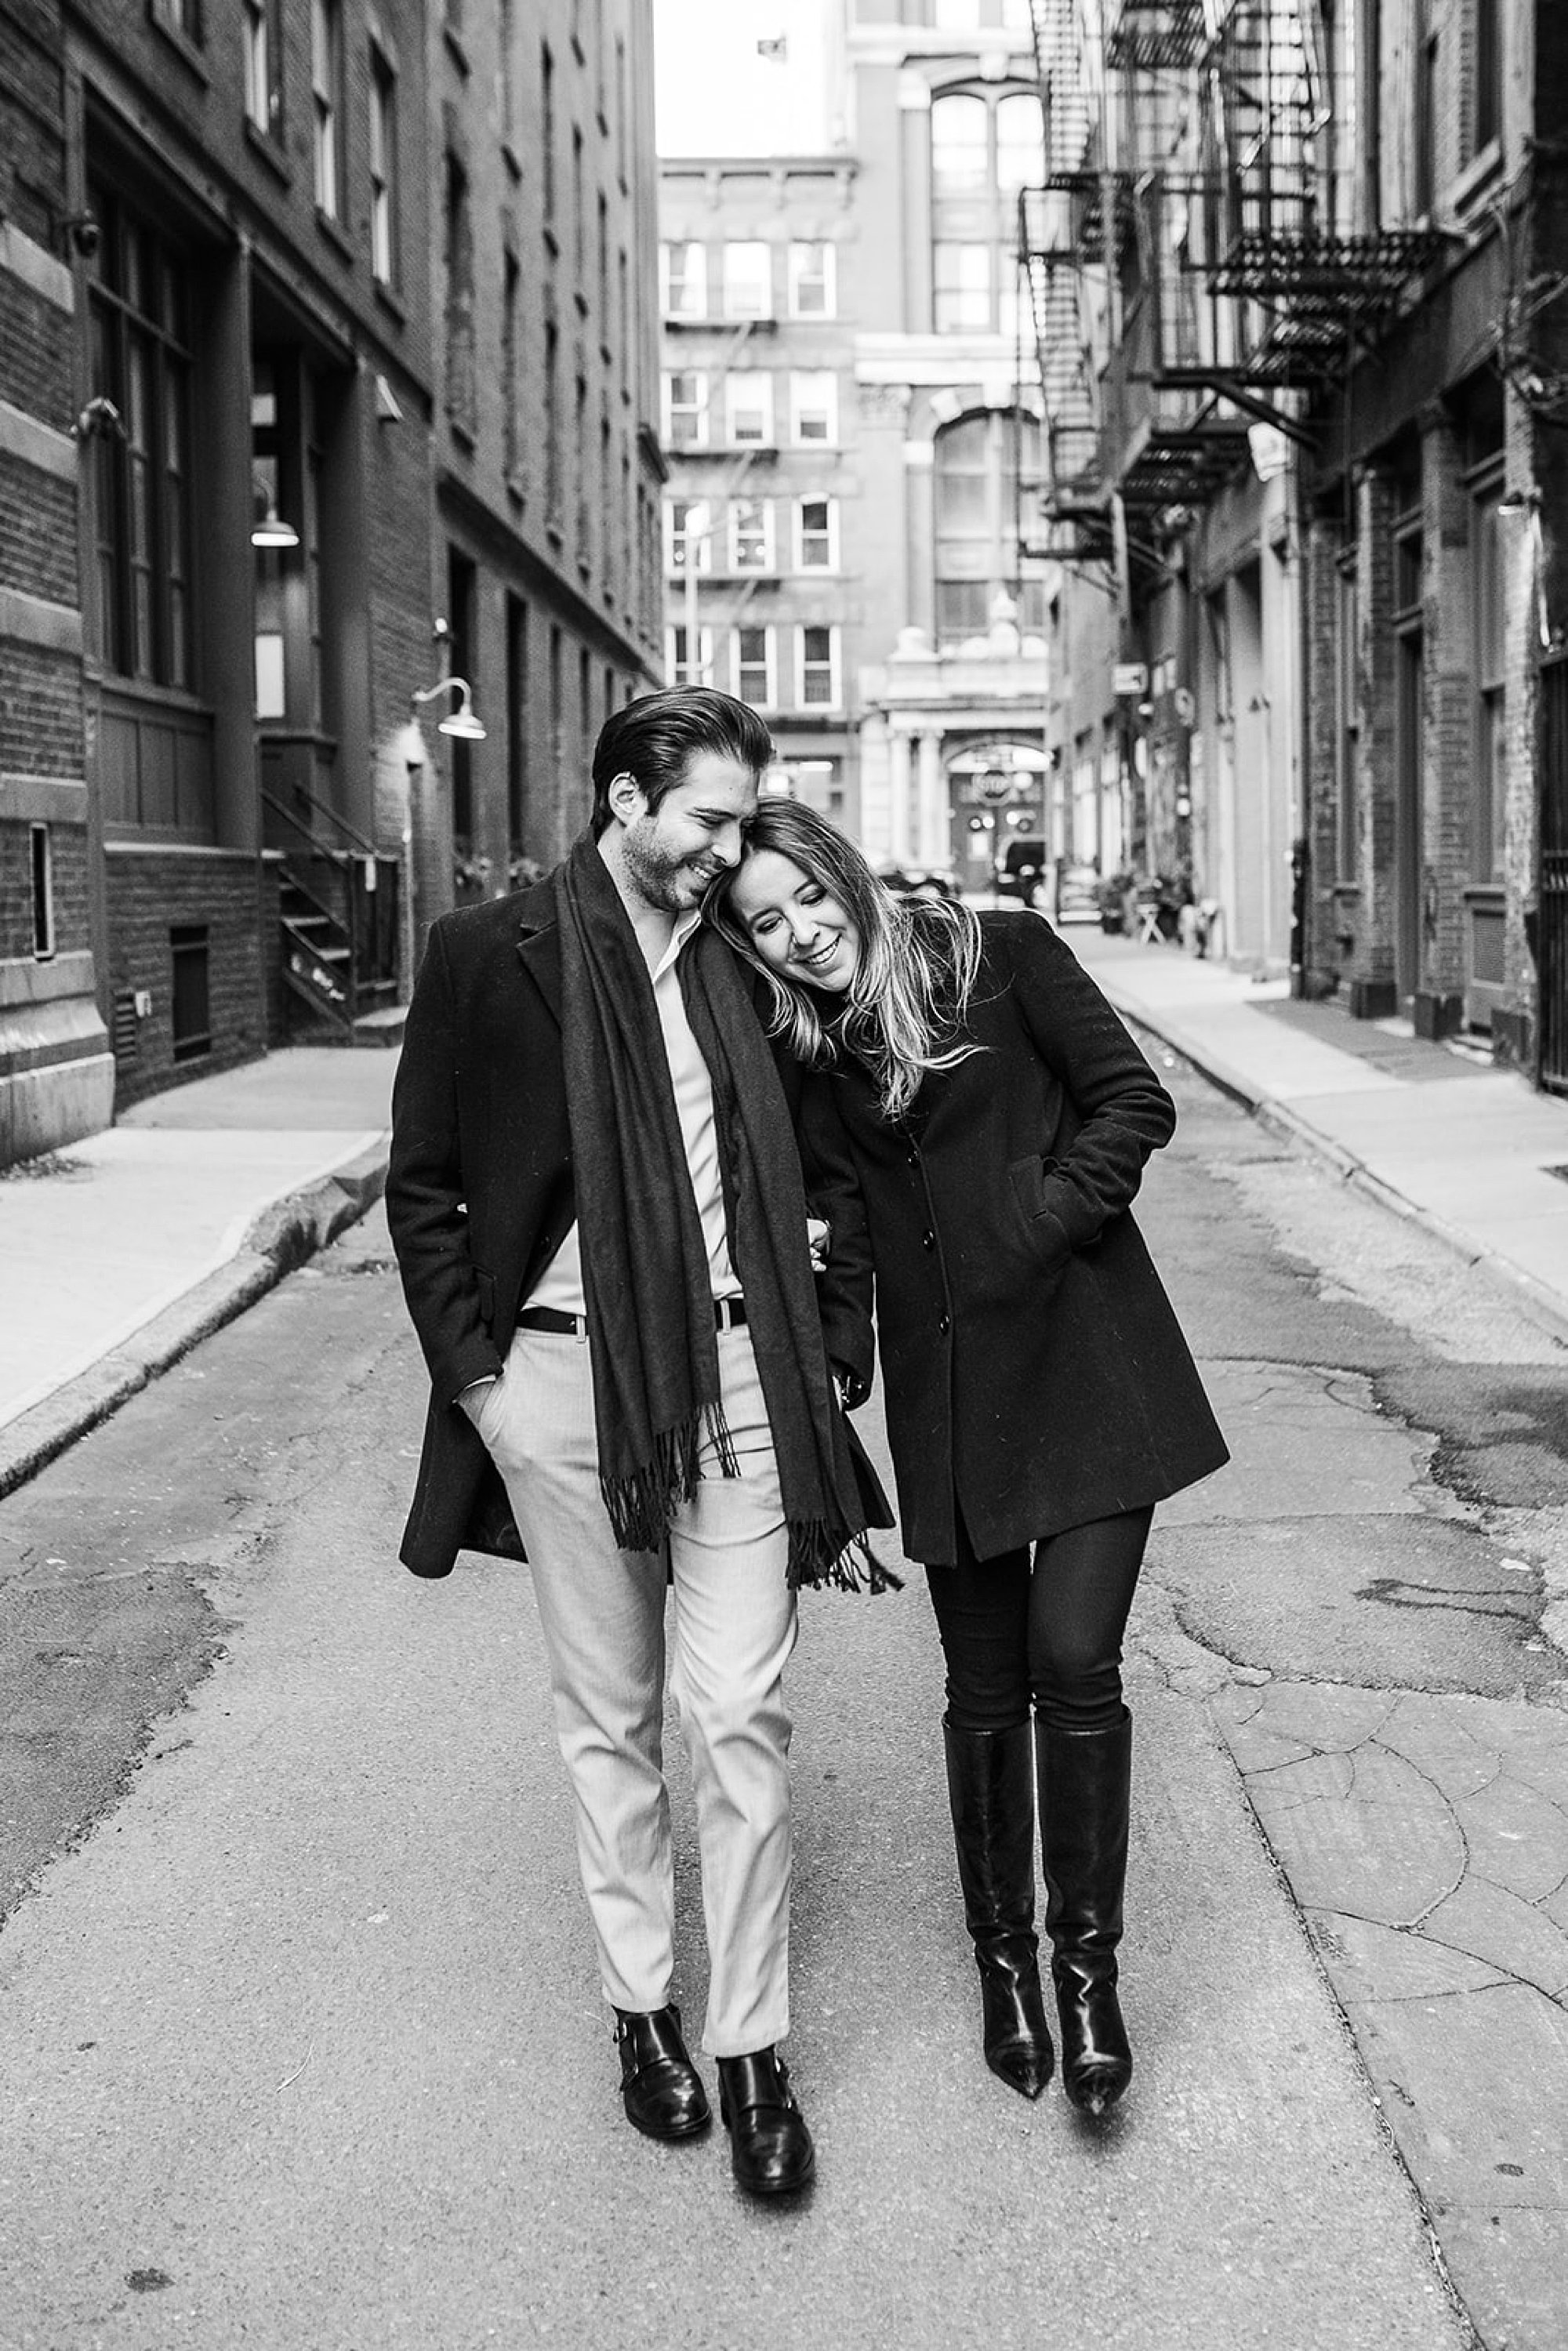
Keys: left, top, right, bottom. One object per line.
{"left": 387, "top": 875, "right": 877, "bottom": 1580}
{"left": 800, "top": 909, "right": 1228, "bottom": 1566}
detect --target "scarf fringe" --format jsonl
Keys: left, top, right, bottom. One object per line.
{"left": 600, "top": 1401, "right": 739, "bottom": 1555}
{"left": 787, "top": 1520, "right": 904, "bottom": 1596}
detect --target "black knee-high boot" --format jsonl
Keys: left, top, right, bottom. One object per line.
{"left": 1036, "top": 1711, "right": 1133, "bottom": 2117}
{"left": 942, "top": 1719, "right": 1054, "bottom": 2100}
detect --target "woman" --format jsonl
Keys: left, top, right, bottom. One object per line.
{"left": 710, "top": 802, "right": 1227, "bottom": 2119}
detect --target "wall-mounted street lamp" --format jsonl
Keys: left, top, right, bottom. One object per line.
{"left": 251, "top": 474, "right": 299, "bottom": 550}
{"left": 411, "top": 674, "right": 487, "bottom": 740}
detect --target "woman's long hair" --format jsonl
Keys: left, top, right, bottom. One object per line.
{"left": 708, "top": 800, "right": 984, "bottom": 1119}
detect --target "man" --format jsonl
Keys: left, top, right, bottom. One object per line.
{"left": 387, "top": 688, "right": 883, "bottom": 2200}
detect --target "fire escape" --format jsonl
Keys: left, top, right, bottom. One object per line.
{"left": 1022, "top": 0, "right": 1448, "bottom": 575}
{"left": 1018, "top": 0, "right": 1112, "bottom": 566}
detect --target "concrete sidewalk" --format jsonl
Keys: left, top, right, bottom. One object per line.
{"left": 5, "top": 922, "right": 1568, "bottom": 1499}
{"left": 1066, "top": 920, "right": 1568, "bottom": 1346}
{"left": 0, "top": 1048, "right": 395, "bottom": 1500}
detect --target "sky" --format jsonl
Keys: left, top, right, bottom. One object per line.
{"left": 652, "top": 0, "right": 841, "bottom": 158}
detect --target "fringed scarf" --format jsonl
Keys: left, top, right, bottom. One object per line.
{"left": 554, "top": 834, "right": 894, "bottom": 1591}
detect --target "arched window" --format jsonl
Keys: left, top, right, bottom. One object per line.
{"left": 934, "top": 408, "right": 1047, "bottom": 647}
{"left": 929, "top": 82, "right": 1043, "bottom": 337}
{"left": 931, "top": 93, "right": 989, "bottom": 194}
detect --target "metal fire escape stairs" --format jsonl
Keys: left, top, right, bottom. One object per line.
{"left": 669, "top": 317, "right": 772, "bottom": 679}
{"left": 1021, "top": 0, "right": 1116, "bottom": 568}
{"left": 1022, "top": 0, "right": 1450, "bottom": 557}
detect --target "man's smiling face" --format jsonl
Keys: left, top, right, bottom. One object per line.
{"left": 615, "top": 752, "right": 760, "bottom": 916}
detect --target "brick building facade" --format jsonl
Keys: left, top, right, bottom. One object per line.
{"left": 0, "top": 0, "right": 664, "bottom": 1166}
{"left": 657, "top": 0, "right": 1056, "bottom": 885}
{"left": 0, "top": 0, "right": 113, "bottom": 1162}
{"left": 659, "top": 157, "right": 860, "bottom": 827}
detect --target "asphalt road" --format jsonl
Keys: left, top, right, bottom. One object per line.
{"left": 7, "top": 1046, "right": 1568, "bottom": 2347}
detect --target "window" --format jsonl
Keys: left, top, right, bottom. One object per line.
{"left": 1334, "top": 558, "right": 1359, "bottom": 882}
{"left": 506, "top": 595, "right": 528, "bottom": 858}
{"left": 30, "top": 824, "right": 53, "bottom": 959}
{"left": 934, "top": 243, "right": 993, "bottom": 333}
{"left": 797, "top": 626, "right": 840, "bottom": 707}
{"left": 503, "top": 251, "right": 521, "bottom": 483}
{"left": 723, "top": 241, "right": 772, "bottom": 319}
{"left": 597, "top": 192, "right": 609, "bottom": 324}
{"left": 788, "top": 241, "right": 835, "bottom": 317}
{"left": 667, "top": 623, "right": 714, "bottom": 686}
{"left": 155, "top": 0, "right": 203, "bottom": 42}
{"left": 724, "top": 369, "right": 774, "bottom": 444}
{"left": 1414, "top": 0, "right": 1437, "bottom": 216}
{"left": 734, "top": 626, "right": 776, "bottom": 706}
{"left": 666, "top": 498, "right": 712, "bottom": 571}
{"left": 572, "top": 128, "right": 585, "bottom": 277}
{"left": 731, "top": 498, "right": 774, "bottom": 571}
{"left": 369, "top": 49, "right": 399, "bottom": 286}
{"left": 544, "top": 319, "right": 561, "bottom": 522}
{"left": 933, "top": 408, "right": 1047, "bottom": 648}
{"left": 542, "top": 43, "right": 556, "bottom": 223}
{"left": 661, "top": 241, "right": 707, "bottom": 317}
{"left": 171, "top": 924, "right": 212, "bottom": 1063}
{"left": 931, "top": 83, "right": 1041, "bottom": 339}
{"left": 499, "top": 0, "right": 517, "bottom": 150}
{"left": 663, "top": 369, "right": 708, "bottom": 447}
{"left": 931, "top": 93, "right": 989, "bottom": 193}
{"left": 444, "top": 151, "right": 476, "bottom": 438}
{"left": 310, "top": 0, "right": 344, "bottom": 219}
{"left": 795, "top": 496, "right": 837, "bottom": 570}
{"left": 995, "top": 93, "right": 1042, "bottom": 193}
{"left": 87, "top": 188, "right": 194, "bottom": 690}
{"left": 789, "top": 371, "right": 837, "bottom": 444}
{"left": 1474, "top": 0, "right": 1501, "bottom": 154}
{"left": 243, "top": 0, "right": 281, "bottom": 136}
{"left": 1473, "top": 488, "right": 1505, "bottom": 881}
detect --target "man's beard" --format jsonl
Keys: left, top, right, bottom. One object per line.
{"left": 621, "top": 824, "right": 709, "bottom": 913}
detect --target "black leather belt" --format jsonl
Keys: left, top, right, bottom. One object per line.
{"left": 517, "top": 1297, "right": 747, "bottom": 1337}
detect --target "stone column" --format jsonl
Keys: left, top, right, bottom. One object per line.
{"left": 888, "top": 728, "right": 913, "bottom": 865}
{"left": 916, "top": 729, "right": 946, "bottom": 866}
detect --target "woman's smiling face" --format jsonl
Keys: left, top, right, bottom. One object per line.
{"left": 726, "top": 848, "right": 862, "bottom": 994}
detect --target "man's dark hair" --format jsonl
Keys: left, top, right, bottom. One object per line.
{"left": 590, "top": 688, "right": 774, "bottom": 837}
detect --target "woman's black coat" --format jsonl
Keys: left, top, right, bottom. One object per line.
{"left": 800, "top": 910, "right": 1228, "bottom": 1566}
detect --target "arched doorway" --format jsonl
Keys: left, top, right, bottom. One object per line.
{"left": 947, "top": 741, "right": 1050, "bottom": 896}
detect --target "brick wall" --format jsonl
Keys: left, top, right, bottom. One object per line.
{"left": 0, "top": 640, "right": 85, "bottom": 779}
{"left": 0, "top": 453, "right": 75, "bottom": 603}
{"left": 1419, "top": 405, "right": 1474, "bottom": 1023}
{"left": 1349, "top": 466, "right": 1399, "bottom": 1007}
{"left": 0, "top": 815, "right": 88, "bottom": 958}
{"left": 105, "top": 851, "right": 267, "bottom": 1108}
{"left": 0, "top": 266, "right": 72, "bottom": 426}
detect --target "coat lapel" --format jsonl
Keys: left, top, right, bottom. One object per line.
{"left": 514, "top": 876, "right": 562, "bottom": 1028}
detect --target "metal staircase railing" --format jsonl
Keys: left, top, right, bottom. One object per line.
{"left": 262, "top": 784, "right": 401, "bottom": 1036}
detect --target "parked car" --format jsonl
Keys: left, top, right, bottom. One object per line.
{"left": 877, "top": 862, "right": 962, "bottom": 902}
{"left": 995, "top": 837, "right": 1048, "bottom": 902}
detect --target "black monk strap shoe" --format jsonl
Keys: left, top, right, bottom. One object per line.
{"left": 715, "top": 2048, "right": 816, "bottom": 2197}
{"left": 612, "top": 2004, "right": 712, "bottom": 2141}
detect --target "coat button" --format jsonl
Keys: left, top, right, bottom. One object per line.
{"left": 922, "top": 1228, "right": 936, "bottom": 1250}
{"left": 906, "top": 1146, "right": 920, "bottom": 1166}
{"left": 938, "top": 1312, "right": 951, "bottom": 1335}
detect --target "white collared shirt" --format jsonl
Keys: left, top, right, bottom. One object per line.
{"left": 526, "top": 910, "right": 740, "bottom": 1315}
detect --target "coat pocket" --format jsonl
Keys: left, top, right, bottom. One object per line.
{"left": 474, "top": 1265, "right": 498, "bottom": 1333}
{"left": 1006, "top": 1155, "right": 1072, "bottom": 1274}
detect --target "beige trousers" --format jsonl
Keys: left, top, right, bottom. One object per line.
{"left": 477, "top": 1320, "right": 798, "bottom": 2056}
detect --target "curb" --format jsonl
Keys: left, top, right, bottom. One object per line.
{"left": 0, "top": 1137, "right": 390, "bottom": 1504}
{"left": 1107, "top": 989, "right": 1568, "bottom": 1356}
